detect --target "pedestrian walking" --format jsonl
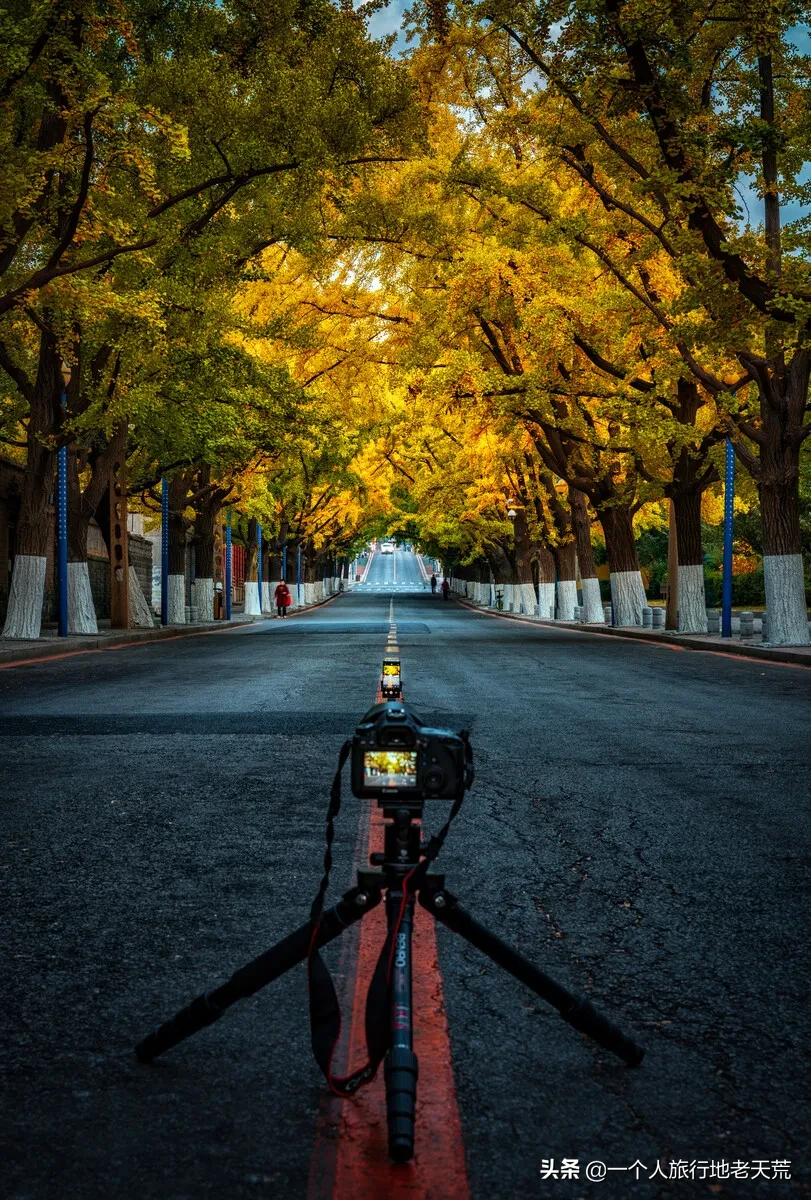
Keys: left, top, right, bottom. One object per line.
{"left": 441, "top": 578, "right": 450, "bottom": 601}
{"left": 430, "top": 573, "right": 437, "bottom": 593}
{"left": 274, "top": 580, "right": 292, "bottom": 618}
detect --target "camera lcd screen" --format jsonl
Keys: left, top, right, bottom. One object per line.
{"left": 363, "top": 749, "right": 418, "bottom": 789}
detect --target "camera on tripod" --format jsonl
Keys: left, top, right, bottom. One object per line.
{"left": 350, "top": 701, "right": 471, "bottom": 807}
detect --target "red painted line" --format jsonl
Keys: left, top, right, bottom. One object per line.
{"left": 328, "top": 811, "right": 469, "bottom": 1200}
{"left": 0, "top": 590, "right": 346, "bottom": 671}
{"left": 456, "top": 599, "right": 811, "bottom": 671}
{"left": 0, "top": 619, "right": 260, "bottom": 670}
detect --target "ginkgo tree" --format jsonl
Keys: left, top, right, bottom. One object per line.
{"left": 0, "top": 0, "right": 420, "bottom": 637}
{"left": 415, "top": 0, "right": 811, "bottom": 641}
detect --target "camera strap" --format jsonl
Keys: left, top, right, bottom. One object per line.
{"left": 307, "top": 732, "right": 473, "bottom": 1098}
{"left": 307, "top": 740, "right": 384, "bottom": 1095}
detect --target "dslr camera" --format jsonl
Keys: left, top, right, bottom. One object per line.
{"left": 351, "top": 701, "right": 471, "bottom": 807}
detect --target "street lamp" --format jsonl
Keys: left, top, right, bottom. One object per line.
{"left": 506, "top": 497, "right": 517, "bottom": 522}
{"left": 225, "top": 508, "right": 232, "bottom": 621}
{"left": 161, "top": 473, "right": 169, "bottom": 626}
{"left": 57, "top": 361, "right": 71, "bottom": 637}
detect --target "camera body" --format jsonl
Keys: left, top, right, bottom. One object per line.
{"left": 351, "top": 701, "right": 470, "bottom": 807}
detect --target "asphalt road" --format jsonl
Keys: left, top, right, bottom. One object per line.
{"left": 357, "top": 546, "right": 428, "bottom": 590}
{"left": 3, "top": 552, "right": 809, "bottom": 1199}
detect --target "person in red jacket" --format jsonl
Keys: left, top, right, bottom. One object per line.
{"left": 441, "top": 578, "right": 450, "bottom": 601}
{"left": 274, "top": 580, "right": 292, "bottom": 618}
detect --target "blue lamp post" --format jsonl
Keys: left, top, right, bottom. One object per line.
{"left": 225, "top": 508, "right": 232, "bottom": 621}
{"left": 721, "top": 438, "right": 735, "bottom": 637}
{"left": 160, "top": 474, "right": 169, "bottom": 626}
{"left": 296, "top": 543, "right": 301, "bottom": 604}
{"left": 282, "top": 544, "right": 287, "bottom": 583}
{"left": 57, "top": 362, "right": 71, "bottom": 637}
{"left": 257, "top": 522, "right": 263, "bottom": 612}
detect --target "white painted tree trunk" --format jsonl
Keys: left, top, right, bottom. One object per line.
{"left": 261, "top": 581, "right": 272, "bottom": 612}
{"left": 67, "top": 562, "right": 98, "bottom": 634}
{"left": 168, "top": 574, "right": 185, "bottom": 623}
{"left": 763, "top": 554, "right": 810, "bottom": 645}
{"left": 677, "top": 564, "right": 707, "bottom": 633}
{"left": 580, "top": 577, "right": 605, "bottom": 623}
{"left": 519, "top": 581, "right": 537, "bottom": 615}
{"left": 537, "top": 582, "right": 555, "bottom": 620}
{"left": 191, "top": 577, "right": 214, "bottom": 622}
{"left": 130, "top": 569, "right": 156, "bottom": 627}
{"left": 610, "top": 570, "right": 646, "bottom": 626}
{"left": 244, "top": 580, "right": 261, "bottom": 615}
{"left": 301, "top": 582, "right": 316, "bottom": 605}
{"left": 556, "top": 579, "right": 578, "bottom": 622}
{"left": 2, "top": 555, "right": 47, "bottom": 639}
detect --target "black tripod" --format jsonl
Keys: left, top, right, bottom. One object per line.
{"left": 136, "top": 806, "right": 644, "bottom": 1163}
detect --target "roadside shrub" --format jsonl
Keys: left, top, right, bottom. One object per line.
{"left": 703, "top": 568, "right": 766, "bottom": 607}
{"left": 704, "top": 570, "right": 722, "bottom": 607}
{"left": 733, "top": 567, "right": 766, "bottom": 606}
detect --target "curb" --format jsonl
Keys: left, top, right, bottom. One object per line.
{"left": 0, "top": 590, "right": 344, "bottom": 670}
{"left": 454, "top": 598, "right": 811, "bottom": 669}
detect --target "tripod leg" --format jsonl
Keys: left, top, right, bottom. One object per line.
{"left": 420, "top": 889, "right": 644, "bottom": 1067}
{"left": 381, "top": 892, "right": 417, "bottom": 1161}
{"left": 384, "top": 888, "right": 418, "bottom": 1163}
{"left": 135, "top": 885, "right": 381, "bottom": 1064}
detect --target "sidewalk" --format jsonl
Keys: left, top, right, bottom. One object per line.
{"left": 454, "top": 596, "right": 811, "bottom": 668}
{"left": 0, "top": 590, "right": 343, "bottom": 669}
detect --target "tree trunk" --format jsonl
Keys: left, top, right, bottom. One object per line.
{"left": 65, "top": 451, "right": 98, "bottom": 635}
{"left": 471, "top": 559, "right": 488, "bottom": 605}
{"left": 63, "top": 423, "right": 129, "bottom": 635}
{"left": 664, "top": 390, "right": 716, "bottom": 634}
{"left": 757, "top": 359, "right": 810, "bottom": 644}
{"left": 190, "top": 478, "right": 222, "bottom": 623}
{"left": 597, "top": 505, "right": 646, "bottom": 626}
{"left": 732, "top": 350, "right": 810, "bottom": 644}
{"left": 244, "top": 517, "right": 261, "bottom": 615}
{"left": 167, "top": 474, "right": 189, "bottom": 624}
{"left": 94, "top": 484, "right": 153, "bottom": 627}
{"left": 671, "top": 489, "right": 707, "bottom": 633}
{"left": 510, "top": 511, "right": 538, "bottom": 615}
{"left": 488, "top": 544, "right": 516, "bottom": 610}
{"left": 1, "top": 331, "right": 61, "bottom": 639}
{"left": 537, "top": 547, "right": 555, "bottom": 619}
{"left": 299, "top": 543, "right": 317, "bottom": 605}
{"left": 569, "top": 489, "right": 603, "bottom": 623}
{"left": 260, "top": 537, "right": 272, "bottom": 612}
{"left": 553, "top": 541, "right": 577, "bottom": 620}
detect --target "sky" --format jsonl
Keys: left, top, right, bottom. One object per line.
{"left": 363, "top": 3, "right": 810, "bottom": 228}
